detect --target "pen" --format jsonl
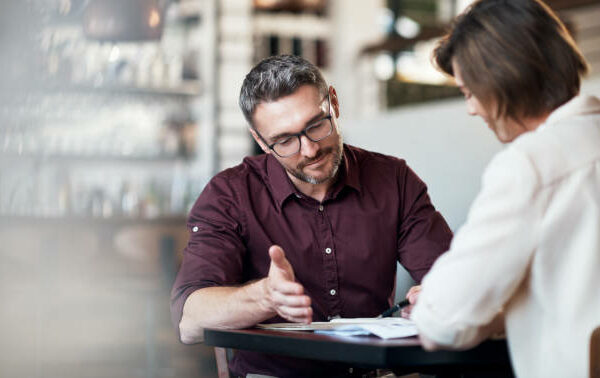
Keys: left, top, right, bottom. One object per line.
{"left": 378, "top": 298, "right": 411, "bottom": 318}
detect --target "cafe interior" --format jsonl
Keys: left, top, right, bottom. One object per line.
{"left": 0, "top": 0, "right": 599, "bottom": 377}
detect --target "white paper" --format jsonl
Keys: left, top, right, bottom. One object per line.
{"left": 256, "top": 322, "right": 340, "bottom": 331}
{"left": 257, "top": 317, "right": 418, "bottom": 339}
{"left": 314, "top": 325, "right": 372, "bottom": 337}
{"left": 358, "top": 322, "right": 418, "bottom": 339}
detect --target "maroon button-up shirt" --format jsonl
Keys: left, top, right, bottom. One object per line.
{"left": 171, "top": 144, "right": 452, "bottom": 377}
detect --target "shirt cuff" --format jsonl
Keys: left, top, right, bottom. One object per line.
{"left": 412, "top": 299, "right": 485, "bottom": 349}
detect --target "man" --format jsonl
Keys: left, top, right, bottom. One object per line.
{"left": 410, "top": 1, "right": 600, "bottom": 377}
{"left": 171, "top": 55, "right": 452, "bottom": 377}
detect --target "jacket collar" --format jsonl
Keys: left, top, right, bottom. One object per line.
{"left": 544, "top": 95, "right": 600, "bottom": 129}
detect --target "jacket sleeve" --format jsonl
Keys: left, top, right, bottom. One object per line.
{"left": 397, "top": 164, "right": 453, "bottom": 283}
{"left": 412, "top": 148, "right": 542, "bottom": 348}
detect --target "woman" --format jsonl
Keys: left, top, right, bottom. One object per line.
{"left": 410, "top": 1, "right": 600, "bottom": 377}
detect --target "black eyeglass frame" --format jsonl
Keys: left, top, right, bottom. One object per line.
{"left": 254, "top": 93, "right": 334, "bottom": 158}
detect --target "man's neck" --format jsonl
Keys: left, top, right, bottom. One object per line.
{"left": 289, "top": 174, "right": 333, "bottom": 203}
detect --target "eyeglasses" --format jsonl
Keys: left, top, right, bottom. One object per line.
{"left": 256, "top": 94, "right": 334, "bottom": 158}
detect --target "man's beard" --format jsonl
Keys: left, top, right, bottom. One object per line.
{"left": 286, "top": 136, "right": 343, "bottom": 185}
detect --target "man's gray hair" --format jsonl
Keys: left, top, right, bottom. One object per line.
{"left": 239, "top": 55, "right": 328, "bottom": 127}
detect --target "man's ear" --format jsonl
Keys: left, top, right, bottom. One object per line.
{"left": 329, "top": 86, "right": 340, "bottom": 118}
{"left": 248, "top": 127, "right": 270, "bottom": 154}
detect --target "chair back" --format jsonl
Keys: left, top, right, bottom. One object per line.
{"left": 591, "top": 326, "right": 600, "bottom": 378}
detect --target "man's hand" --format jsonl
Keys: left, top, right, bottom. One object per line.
{"left": 400, "top": 285, "right": 421, "bottom": 318}
{"left": 264, "top": 245, "right": 313, "bottom": 323}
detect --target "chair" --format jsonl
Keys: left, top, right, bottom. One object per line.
{"left": 591, "top": 326, "right": 600, "bottom": 378}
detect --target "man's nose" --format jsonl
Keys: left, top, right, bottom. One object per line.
{"left": 299, "top": 135, "right": 319, "bottom": 158}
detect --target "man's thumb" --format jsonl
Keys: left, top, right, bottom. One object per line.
{"left": 269, "top": 245, "right": 286, "bottom": 267}
{"left": 269, "top": 245, "right": 294, "bottom": 278}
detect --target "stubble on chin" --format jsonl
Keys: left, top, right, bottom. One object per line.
{"left": 290, "top": 142, "right": 343, "bottom": 185}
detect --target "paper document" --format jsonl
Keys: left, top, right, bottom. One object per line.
{"left": 257, "top": 317, "right": 418, "bottom": 339}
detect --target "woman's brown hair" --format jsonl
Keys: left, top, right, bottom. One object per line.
{"left": 434, "top": 0, "right": 589, "bottom": 121}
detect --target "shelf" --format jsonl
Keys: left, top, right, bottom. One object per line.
{"left": 47, "top": 0, "right": 204, "bottom": 28}
{"left": 0, "top": 215, "right": 187, "bottom": 228}
{"left": 253, "top": 0, "right": 327, "bottom": 13}
{"left": 41, "top": 80, "right": 202, "bottom": 97}
{"left": 0, "top": 152, "right": 191, "bottom": 163}
{"left": 167, "top": 0, "right": 203, "bottom": 22}
{"left": 253, "top": 13, "right": 330, "bottom": 38}
{"left": 0, "top": 0, "right": 215, "bottom": 242}
{"left": 361, "top": 26, "right": 448, "bottom": 55}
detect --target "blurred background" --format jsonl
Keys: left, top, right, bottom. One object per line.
{"left": 0, "top": 0, "right": 598, "bottom": 377}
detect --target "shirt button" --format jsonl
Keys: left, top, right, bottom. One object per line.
{"left": 325, "top": 247, "right": 332, "bottom": 254}
{"left": 330, "top": 289, "right": 336, "bottom": 296}
{"left": 318, "top": 205, "right": 324, "bottom": 211}
{"left": 192, "top": 226, "right": 199, "bottom": 232}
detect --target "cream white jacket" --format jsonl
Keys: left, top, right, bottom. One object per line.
{"left": 412, "top": 95, "right": 600, "bottom": 378}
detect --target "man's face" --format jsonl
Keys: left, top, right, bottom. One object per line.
{"left": 251, "top": 85, "right": 343, "bottom": 186}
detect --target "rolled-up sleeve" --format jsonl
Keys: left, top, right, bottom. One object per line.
{"left": 397, "top": 165, "right": 453, "bottom": 283}
{"left": 412, "top": 148, "right": 540, "bottom": 348}
{"left": 170, "top": 173, "right": 246, "bottom": 328}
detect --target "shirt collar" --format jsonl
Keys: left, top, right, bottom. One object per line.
{"left": 266, "top": 144, "right": 362, "bottom": 210}
{"left": 266, "top": 154, "right": 297, "bottom": 210}
{"left": 337, "top": 144, "right": 362, "bottom": 193}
